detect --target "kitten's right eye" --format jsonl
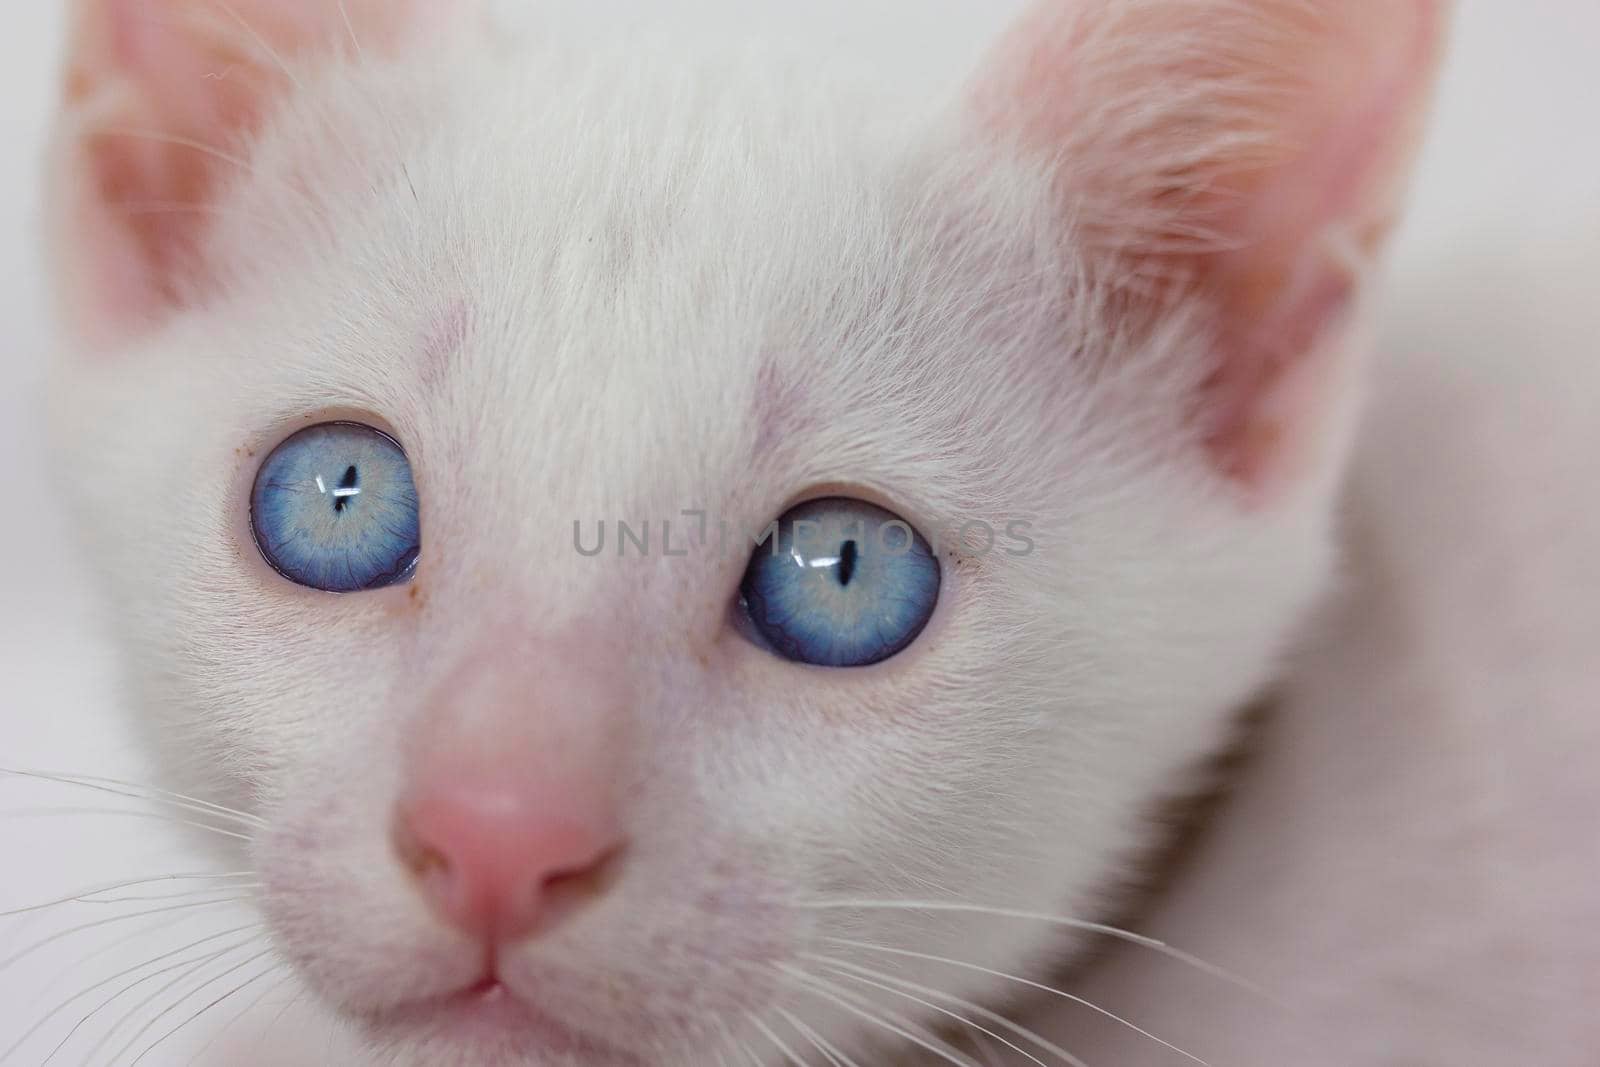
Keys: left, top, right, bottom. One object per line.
{"left": 249, "top": 422, "right": 421, "bottom": 593}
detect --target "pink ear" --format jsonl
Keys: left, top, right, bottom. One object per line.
{"left": 53, "top": 0, "right": 465, "bottom": 344}
{"left": 975, "top": 0, "right": 1448, "bottom": 490}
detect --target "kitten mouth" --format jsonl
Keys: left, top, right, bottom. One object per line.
{"left": 375, "top": 976, "right": 628, "bottom": 1060}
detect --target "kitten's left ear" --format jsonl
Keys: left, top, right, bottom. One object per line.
{"left": 973, "top": 0, "right": 1448, "bottom": 494}
{"left": 52, "top": 0, "right": 480, "bottom": 346}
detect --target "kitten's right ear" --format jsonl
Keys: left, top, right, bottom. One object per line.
{"left": 51, "top": 0, "right": 478, "bottom": 348}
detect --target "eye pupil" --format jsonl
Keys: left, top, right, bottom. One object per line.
{"left": 334, "top": 464, "right": 359, "bottom": 513}
{"left": 836, "top": 539, "right": 858, "bottom": 587}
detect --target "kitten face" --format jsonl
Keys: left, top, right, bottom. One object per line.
{"left": 48, "top": 1, "right": 1442, "bottom": 1064}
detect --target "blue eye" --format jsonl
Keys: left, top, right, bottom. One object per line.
{"left": 740, "top": 497, "right": 941, "bottom": 668}
{"left": 249, "top": 422, "right": 421, "bottom": 593}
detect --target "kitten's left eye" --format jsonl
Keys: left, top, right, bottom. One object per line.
{"left": 740, "top": 497, "right": 941, "bottom": 668}
{"left": 249, "top": 422, "right": 421, "bottom": 592}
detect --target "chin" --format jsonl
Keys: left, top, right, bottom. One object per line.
{"left": 360, "top": 984, "right": 646, "bottom": 1067}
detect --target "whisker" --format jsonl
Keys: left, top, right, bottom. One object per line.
{"left": 803, "top": 954, "right": 1078, "bottom": 1067}
{"left": 182, "top": 970, "right": 296, "bottom": 1067}
{"left": 0, "top": 769, "right": 266, "bottom": 829}
{"left": 774, "top": 1008, "right": 861, "bottom": 1067}
{"left": 96, "top": 943, "right": 275, "bottom": 1066}
{"left": 790, "top": 899, "right": 1264, "bottom": 998}
{"left": 821, "top": 937, "right": 1203, "bottom": 1065}
{"left": 805, "top": 952, "right": 1092, "bottom": 1067}
{"left": 0, "top": 807, "right": 251, "bottom": 841}
{"left": 40, "top": 939, "right": 258, "bottom": 1065}
{"left": 825, "top": 983, "right": 1053, "bottom": 1067}
{"left": 57, "top": 773, "right": 260, "bottom": 826}
{"left": 787, "top": 1027, "right": 845, "bottom": 1067}
{"left": 775, "top": 964, "right": 982, "bottom": 1067}
{"left": 746, "top": 1012, "right": 814, "bottom": 1067}
{"left": 0, "top": 897, "right": 249, "bottom": 973}
{"left": 735, "top": 959, "right": 953, "bottom": 1058}
{"left": 707, "top": 1014, "right": 753, "bottom": 1067}
{"left": 70, "top": 884, "right": 263, "bottom": 906}
{"left": 29, "top": 910, "right": 216, "bottom": 1011}
{"left": 1, "top": 872, "right": 254, "bottom": 919}
{"left": 128, "top": 959, "right": 283, "bottom": 1067}
{"left": 742, "top": 1017, "right": 812, "bottom": 1067}
{"left": 711, "top": 1013, "right": 772, "bottom": 1067}
{"left": 791, "top": 964, "right": 972, "bottom": 1061}
{"left": 258, "top": 983, "right": 306, "bottom": 1044}
{"left": 1, "top": 925, "right": 261, "bottom": 1064}
{"left": 971, "top": 1031, "right": 1007, "bottom": 1067}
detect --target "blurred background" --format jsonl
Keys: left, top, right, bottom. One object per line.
{"left": 1, "top": 2, "right": 1597, "bottom": 1064}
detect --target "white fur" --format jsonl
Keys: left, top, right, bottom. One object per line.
{"left": 47, "top": 6, "right": 1395, "bottom": 1065}
{"left": 986, "top": 223, "right": 1600, "bottom": 1067}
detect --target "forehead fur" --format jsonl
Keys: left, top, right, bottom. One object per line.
{"left": 186, "top": 42, "right": 1144, "bottom": 558}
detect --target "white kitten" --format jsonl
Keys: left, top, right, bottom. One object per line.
{"left": 44, "top": 1, "right": 1443, "bottom": 1064}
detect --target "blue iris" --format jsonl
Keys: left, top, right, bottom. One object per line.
{"left": 740, "top": 498, "right": 941, "bottom": 667}
{"left": 249, "top": 422, "right": 421, "bottom": 592}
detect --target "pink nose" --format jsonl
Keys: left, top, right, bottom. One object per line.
{"left": 393, "top": 782, "right": 622, "bottom": 943}
{"left": 396, "top": 630, "right": 632, "bottom": 943}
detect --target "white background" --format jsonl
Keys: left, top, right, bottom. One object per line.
{"left": 1, "top": 3, "right": 1597, "bottom": 1064}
